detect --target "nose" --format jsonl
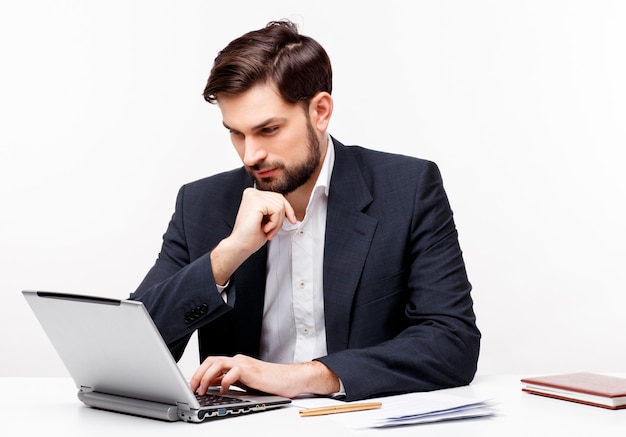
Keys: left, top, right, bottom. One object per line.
{"left": 242, "top": 137, "right": 267, "bottom": 167}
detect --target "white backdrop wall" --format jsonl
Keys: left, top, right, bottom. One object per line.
{"left": 2, "top": 0, "right": 625, "bottom": 379}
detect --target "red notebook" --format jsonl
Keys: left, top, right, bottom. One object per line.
{"left": 521, "top": 372, "right": 626, "bottom": 410}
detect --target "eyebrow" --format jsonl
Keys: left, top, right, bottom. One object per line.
{"left": 223, "top": 117, "right": 287, "bottom": 132}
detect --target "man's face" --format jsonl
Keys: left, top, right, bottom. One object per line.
{"left": 217, "top": 84, "right": 324, "bottom": 195}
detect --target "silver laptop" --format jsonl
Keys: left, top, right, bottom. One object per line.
{"left": 22, "top": 290, "right": 291, "bottom": 422}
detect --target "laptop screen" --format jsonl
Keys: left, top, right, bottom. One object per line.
{"left": 23, "top": 290, "right": 199, "bottom": 406}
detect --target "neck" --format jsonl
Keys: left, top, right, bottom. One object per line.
{"left": 286, "top": 177, "right": 316, "bottom": 222}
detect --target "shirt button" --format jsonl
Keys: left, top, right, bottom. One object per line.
{"left": 299, "top": 280, "right": 305, "bottom": 289}
{"left": 303, "top": 327, "right": 310, "bottom": 334}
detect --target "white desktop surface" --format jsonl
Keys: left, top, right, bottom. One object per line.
{"left": 1, "top": 375, "right": 624, "bottom": 435}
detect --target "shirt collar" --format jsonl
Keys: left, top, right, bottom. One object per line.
{"left": 314, "top": 133, "right": 334, "bottom": 197}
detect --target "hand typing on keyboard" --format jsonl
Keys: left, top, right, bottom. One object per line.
{"left": 189, "top": 354, "right": 340, "bottom": 399}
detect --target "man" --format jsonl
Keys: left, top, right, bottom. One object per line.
{"left": 130, "top": 20, "right": 480, "bottom": 402}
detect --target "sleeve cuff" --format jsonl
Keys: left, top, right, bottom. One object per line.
{"left": 216, "top": 280, "right": 230, "bottom": 303}
{"left": 329, "top": 378, "right": 346, "bottom": 400}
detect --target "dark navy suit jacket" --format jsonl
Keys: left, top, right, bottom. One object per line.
{"left": 130, "top": 138, "right": 481, "bottom": 401}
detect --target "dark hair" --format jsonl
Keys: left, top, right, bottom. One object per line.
{"left": 203, "top": 20, "right": 332, "bottom": 105}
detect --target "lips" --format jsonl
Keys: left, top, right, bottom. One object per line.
{"left": 255, "top": 168, "right": 277, "bottom": 179}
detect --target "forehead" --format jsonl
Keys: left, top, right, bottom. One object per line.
{"left": 217, "top": 84, "right": 302, "bottom": 130}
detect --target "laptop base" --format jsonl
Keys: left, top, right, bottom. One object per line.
{"left": 79, "top": 389, "right": 182, "bottom": 422}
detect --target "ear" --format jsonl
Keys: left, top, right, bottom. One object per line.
{"left": 309, "top": 92, "right": 333, "bottom": 131}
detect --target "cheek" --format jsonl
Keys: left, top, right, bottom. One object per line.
{"left": 231, "top": 138, "right": 246, "bottom": 159}
{"left": 277, "top": 130, "right": 306, "bottom": 157}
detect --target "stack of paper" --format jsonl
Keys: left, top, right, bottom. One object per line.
{"left": 293, "top": 391, "right": 494, "bottom": 429}
{"left": 357, "top": 393, "right": 493, "bottom": 428}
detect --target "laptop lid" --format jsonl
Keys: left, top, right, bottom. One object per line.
{"left": 22, "top": 290, "right": 291, "bottom": 422}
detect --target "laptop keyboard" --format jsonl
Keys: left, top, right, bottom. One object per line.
{"left": 196, "top": 393, "right": 250, "bottom": 407}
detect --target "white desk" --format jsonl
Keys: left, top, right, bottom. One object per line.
{"left": 1, "top": 375, "right": 624, "bottom": 435}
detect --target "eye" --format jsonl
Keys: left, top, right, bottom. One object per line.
{"left": 261, "top": 126, "right": 278, "bottom": 134}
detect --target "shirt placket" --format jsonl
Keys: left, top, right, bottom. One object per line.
{"left": 291, "top": 223, "right": 315, "bottom": 363}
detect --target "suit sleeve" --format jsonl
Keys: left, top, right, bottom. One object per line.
{"left": 129, "top": 185, "right": 233, "bottom": 361}
{"left": 317, "top": 161, "right": 481, "bottom": 401}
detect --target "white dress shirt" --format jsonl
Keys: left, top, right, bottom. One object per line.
{"left": 259, "top": 136, "right": 334, "bottom": 364}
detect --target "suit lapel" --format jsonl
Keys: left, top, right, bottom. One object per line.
{"left": 323, "top": 140, "right": 378, "bottom": 353}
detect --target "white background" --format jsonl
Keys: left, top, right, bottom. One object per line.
{"left": 2, "top": 0, "right": 625, "bottom": 379}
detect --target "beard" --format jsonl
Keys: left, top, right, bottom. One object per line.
{"left": 247, "top": 119, "right": 322, "bottom": 195}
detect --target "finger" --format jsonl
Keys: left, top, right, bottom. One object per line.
{"left": 283, "top": 199, "right": 297, "bottom": 224}
{"left": 262, "top": 209, "right": 284, "bottom": 237}
{"left": 191, "top": 358, "right": 227, "bottom": 395}
{"left": 189, "top": 361, "right": 211, "bottom": 393}
{"left": 267, "top": 197, "right": 297, "bottom": 233}
{"left": 199, "top": 364, "right": 227, "bottom": 395}
{"left": 219, "top": 366, "right": 242, "bottom": 394}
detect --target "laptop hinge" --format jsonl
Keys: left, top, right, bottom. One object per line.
{"left": 80, "top": 385, "right": 94, "bottom": 393}
{"left": 176, "top": 401, "right": 191, "bottom": 412}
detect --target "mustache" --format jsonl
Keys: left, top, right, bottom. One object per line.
{"left": 247, "top": 161, "right": 283, "bottom": 171}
